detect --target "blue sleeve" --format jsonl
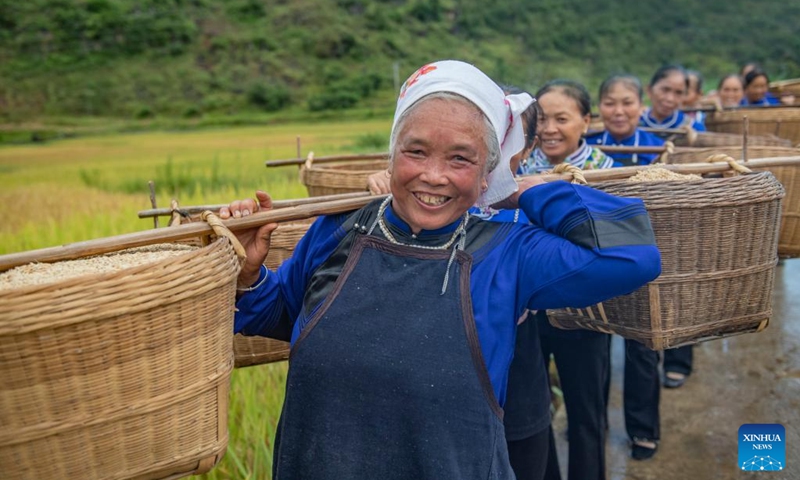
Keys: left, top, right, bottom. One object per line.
{"left": 233, "top": 214, "right": 348, "bottom": 340}
{"left": 692, "top": 119, "right": 706, "bottom": 131}
{"left": 515, "top": 181, "right": 661, "bottom": 310}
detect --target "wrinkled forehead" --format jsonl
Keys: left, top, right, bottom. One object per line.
{"left": 395, "top": 95, "right": 488, "bottom": 148}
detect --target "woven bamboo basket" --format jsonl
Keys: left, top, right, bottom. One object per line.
{"left": 165, "top": 206, "right": 303, "bottom": 368}
{"left": 0, "top": 235, "right": 240, "bottom": 479}
{"left": 769, "top": 78, "right": 800, "bottom": 98}
{"left": 300, "top": 159, "right": 388, "bottom": 197}
{"left": 705, "top": 107, "right": 800, "bottom": 145}
{"left": 672, "top": 131, "right": 792, "bottom": 148}
{"left": 666, "top": 146, "right": 800, "bottom": 164}
{"left": 664, "top": 149, "right": 800, "bottom": 257}
{"left": 232, "top": 219, "right": 315, "bottom": 367}
{"left": 547, "top": 170, "right": 784, "bottom": 350}
{"left": 751, "top": 160, "right": 800, "bottom": 258}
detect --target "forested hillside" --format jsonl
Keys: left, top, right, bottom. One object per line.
{"left": 1, "top": 0, "right": 799, "bottom": 121}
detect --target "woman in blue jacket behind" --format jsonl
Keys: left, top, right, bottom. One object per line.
{"left": 640, "top": 65, "right": 706, "bottom": 133}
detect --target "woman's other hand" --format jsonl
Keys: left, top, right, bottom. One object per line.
{"left": 367, "top": 169, "right": 392, "bottom": 195}
{"left": 219, "top": 190, "right": 278, "bottom": 289}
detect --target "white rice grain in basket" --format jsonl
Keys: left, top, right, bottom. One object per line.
{"left": 0, "top": 244, "right": 198, "bottom": 290}
{"left": 626, "top": 167, "right": 702, "bottom": 183}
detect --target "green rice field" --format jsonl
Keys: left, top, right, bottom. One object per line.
{"left": 0, "top": 118, "right": 392, "bottom": 479}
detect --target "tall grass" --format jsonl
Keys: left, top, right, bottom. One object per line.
{"left": 0, "top": 118, "right": 391, "bottom": 479}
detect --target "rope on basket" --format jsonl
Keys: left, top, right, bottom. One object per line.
{"left": 704, "top": 154, "right": 753, "bottom": 175}
{"left": 299, "top": 151, "right": 315, "bottom": 184}
{"left": 656, "top": 140, "right": 675, "bottom": 164}
{"left": 201, "top": 210, "right": 247, "bottom": 263}
{"left": 550, "top": 163, "right": 587, "bottom": 185}
{"left": 685, "top": 126, "right": 698, "bottom": 146}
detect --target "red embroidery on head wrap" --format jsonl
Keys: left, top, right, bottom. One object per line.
{"left": 398, "top": 64, "right": 438, "bottom": 99}
{"left": 501, "top": 98, "right": 514, "bottom": 148}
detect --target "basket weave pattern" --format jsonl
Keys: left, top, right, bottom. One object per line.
{"left": 673, "top": 131, "right": 792, "bottom": 148}
{"left": 548, "top": 172, "right": 784, "bottom": 349}
{"left": 300, "top": 160, "right": 388, "bottom": 197}
{"left": 705, "top": 107, "right": 800, "bottom": 145}
{"left": 769, "top": 79, "right": 800, "bottom": 98}
{"left": 665, "top": 149, "right": 800, "bottom": 257}
{"left": 0, "top": 238, "right": 238, "bottom": 479}
{"left": 752, "top": 163, "right": 800, "bottom": 257}
{"left": 667, "top": 146, "right": 800, "bottom": 164}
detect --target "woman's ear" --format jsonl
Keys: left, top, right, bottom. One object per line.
{"left": 522, "top": 142, "right": 536, "bottom": 160}
{"left": 582, "top": 114, "right": 592, "bottom": 135}
{"left": 481, "top": 179, "right": 489, "bottom": 192}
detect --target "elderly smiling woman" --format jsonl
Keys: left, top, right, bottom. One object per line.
{"left": 221, "top": 60, "right": 661, "bottom": 480}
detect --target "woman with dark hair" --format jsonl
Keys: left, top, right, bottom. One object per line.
{"left": 586, "top": 74, "right": 664, "bottom": 167}
{"left": 741, "top": 68, "right": 781, "bottom": 106}
{"left": 223, "top": 60, "right": 661, "bottom": 480}
{"left": 684, "top": 70, "right": 707, "bottom": 126}
{"left": 584, "top": 72, "right": 670, "bottom": 461}
{"left": 718, "top": 74, "right": 745, "bottom": 108}
{"left": 640, "top": 65, "right": 706, "bottom": 132}
{"left": 514, "top": 79, "right": 614, "bottom": 480}
{"left": 526, "top": 80, "right": 613, "bottom": 174}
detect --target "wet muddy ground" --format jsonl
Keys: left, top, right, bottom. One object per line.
{"left": 551, "top": 258, "right": 800, "bottom": 480}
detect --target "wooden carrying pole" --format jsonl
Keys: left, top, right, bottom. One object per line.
{"left": 138, "top": 191, "right": 371, "bottom": 219}
{"left": 3, "top": 157, "right": 798, "bottom": 272}
{"left": 266, "top": 152, "right": 388, "bottom": 167}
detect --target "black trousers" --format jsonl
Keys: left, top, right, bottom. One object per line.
{"left": 507, "top": 426, "right": 552, "bottom": 480}
{"left": 540, "top": 331, "right": 610, "bottom": 480}
{"left": 623, "top": 339, "right": 660, "bottom": 441}
{"left": 663, "top": 345, "right": 693, "bottom": 376}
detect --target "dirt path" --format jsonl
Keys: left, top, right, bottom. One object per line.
{"left": 552, "top": 258, "right": 800, "bottom": 479}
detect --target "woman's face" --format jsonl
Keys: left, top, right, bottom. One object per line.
{"left": 390, "top": 98, "right": 488, "bottom": 234}
{"left": 719, "top": 77, "right": 744, "bottom": 107}
{"left": 647, "top": 72, "right": 687, "bottom": 120}
{"left": 599, "top": 82, "right": 643, "bottom": 141}
{"left": 685, "top": 75, "right": 701, "bottom": 106}
{"left": 745, "top": 75, "right": 769, "bottom": 103}
{"left": 538, "top": 90, "right": 590, "bottom": 164}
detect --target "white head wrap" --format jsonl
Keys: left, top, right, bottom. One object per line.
{"left": 392, "top": 60, "right": 534, "bottom": 207}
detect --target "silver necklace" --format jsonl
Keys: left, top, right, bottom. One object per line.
{"left": 371, "top": 195, "right": 469, "bottom": 250}
{"left": 367, "top": 195, "right": 469, "bottom": 295}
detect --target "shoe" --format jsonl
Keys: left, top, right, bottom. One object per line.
{"left": 663, "top": 372, "right": 687, "bottom": 389}
{"left": 631, "top": 439, "right": 658, "bottom": 460}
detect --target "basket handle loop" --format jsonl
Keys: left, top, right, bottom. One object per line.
{"left": 201, "top": 210, "right": 248, "bottom": 262}
{"left": 684, "top": 126, "right": 698, "bottom": 146}
{"left": 550, "top": 163, "right": 587, "bottom": 185}
{"left": 299, "top": 151, "right": 315, "bottom": 184}
{"left": 656, "top": 140, "right": 675, "bottom": 165}
{"left": 168, "top": 199, "right": 182, "bottom": 227}
{"left": 704, "top": 154, "right": 753, "bottom": 175}
{"left": 304, "top": 151, "right": 315, "bottom": 169}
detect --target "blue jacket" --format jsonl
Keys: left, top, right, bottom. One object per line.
{"left": 740, "top": 93, "right": 781, "bottom": 106}
{"left": 235, "top": 182, "right": 662, "bottom": 406}
{"left": 586, "top": 129, "right": 665, "bottom": 167}
{"left": 640, "top": 108, "right": 706, "bottom": 131}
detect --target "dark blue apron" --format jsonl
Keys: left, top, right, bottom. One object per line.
{"left": 273, "top": 233, "right": 514, "bottom": 479}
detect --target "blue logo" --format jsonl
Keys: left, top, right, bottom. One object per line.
{"left": 739, "top": 424, "right": 785, "bottom": 471}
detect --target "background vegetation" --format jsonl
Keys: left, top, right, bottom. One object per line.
{"left": 2, "top": 0, "right": 799, "bottom": 137}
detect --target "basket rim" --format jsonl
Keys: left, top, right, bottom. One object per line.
{"left": 0, "top": 237, "right": 240, "bottom": 335}
{"left": 594, "top": 170, "right": 785, "bottom": 209}
{"left": 0, "top": 237, "right": 228, "bottom": 295}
